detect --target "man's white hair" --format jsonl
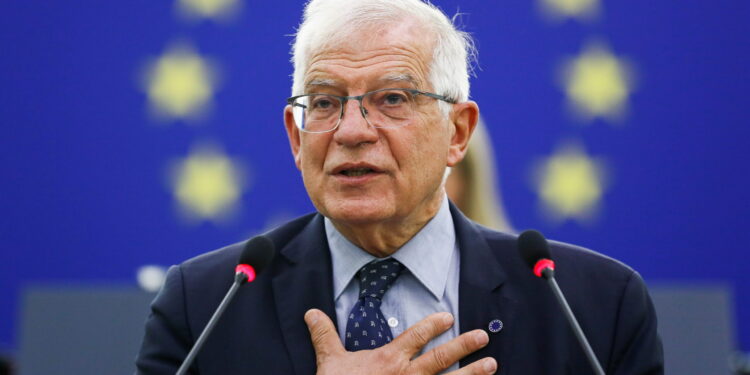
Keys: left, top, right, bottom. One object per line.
{"left": 291, "top": 0, "right": 476, "bottom": 115}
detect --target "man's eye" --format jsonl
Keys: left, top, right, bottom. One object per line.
{"left": 383, "top": 93, "right": 407, "bottom": 105}
{"left": 312, "top": 98, "right": 334, "bottom": 109}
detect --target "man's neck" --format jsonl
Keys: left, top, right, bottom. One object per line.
{"left": 330, "top": 193, "right": 446, "bottom": 257}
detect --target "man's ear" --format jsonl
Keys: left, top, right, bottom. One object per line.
{"left": 446, "top": 101, "right": 479, "bottom": 167}
{"left": 284, "top": 105, "right": 303, "bottom": 170}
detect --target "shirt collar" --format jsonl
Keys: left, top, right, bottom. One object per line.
{"left": 326, "top": 195, "right": 456, "bottom": 301}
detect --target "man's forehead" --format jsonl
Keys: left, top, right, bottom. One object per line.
{"left": 304, "top": 73, "right": 424, "bottom": 91}
{"left": 301, "top": 20, "right": 433, "bottom": 92}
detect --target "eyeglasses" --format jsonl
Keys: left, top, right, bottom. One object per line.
{"left": 286, "top": 88, "right": 456, "bottom": 133}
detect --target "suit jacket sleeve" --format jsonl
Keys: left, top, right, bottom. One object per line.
{"left": 135, "top": 265, "right": 194, "bottom": 375}
{"left": 609, "top": 270, "right": 664, "bottom": 375}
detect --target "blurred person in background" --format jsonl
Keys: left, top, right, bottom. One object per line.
{"left": 445, "top": 117, "right": 513, "bottom": 232}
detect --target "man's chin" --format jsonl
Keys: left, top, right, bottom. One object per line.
{"left": 320, "top": 200, "right": 394, "bottom": 225}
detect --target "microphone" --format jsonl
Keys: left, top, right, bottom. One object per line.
{"left": 517, "top": 230, "right": 606, "bottom": 375}
{"left": 176, "top": 235, "right": 275, "bottom": 375}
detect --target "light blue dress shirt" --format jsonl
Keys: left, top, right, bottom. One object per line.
{"left": 325, "top": 195, "right": 461, "bottom": 372}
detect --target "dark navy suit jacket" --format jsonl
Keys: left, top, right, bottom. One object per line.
{"left": 136, "top": 205, "right": 663, "bottom": 374}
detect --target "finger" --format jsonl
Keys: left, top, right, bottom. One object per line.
{"left": 411, "top": 329, "right": 490, "bottom": 373}
{"left": 304, "top": 309, "right": 344, "bottom": 361}
{"left": 444, "top": 357, "right": 498, "bottom": 375}
{"left": 390, "top": 312, "right": 454, "bottom": 357}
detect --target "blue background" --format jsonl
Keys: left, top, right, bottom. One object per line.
{"left": 1, "top": 0, "right": 749, "bottom": 355}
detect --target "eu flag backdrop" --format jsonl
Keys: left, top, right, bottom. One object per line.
{"left": 1, "top": 0, "right": 749, "bottom": 355}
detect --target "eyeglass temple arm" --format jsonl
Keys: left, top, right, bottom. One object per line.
{"left": 415, "top": 90, "right": 457, "bottom": 104}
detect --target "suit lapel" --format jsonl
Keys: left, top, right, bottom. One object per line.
{"left": 452, "top": 204, "right": 518, "bottom": 373}
{"left": 272, "top": 214, "right": 337, "bottom": 375}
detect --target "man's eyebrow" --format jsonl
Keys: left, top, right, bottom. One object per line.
{"left": 305, "top": 78, "right": 338, "bottom": 90}
{"left": 303, "top": 75, "right": 422, "bottom": 92}
{"left": 380, "top": 74, "right": 422, "bottom": 88}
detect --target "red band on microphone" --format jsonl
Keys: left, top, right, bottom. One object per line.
{"left": 235, "top": 264, "right": 257, "bottom": 282}
{"left": 533, "top": 259, "right": 555, "bottom": 278}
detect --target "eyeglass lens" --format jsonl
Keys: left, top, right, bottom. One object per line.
{"left": 291, "top": 89, "right": 420, "bottom": 132}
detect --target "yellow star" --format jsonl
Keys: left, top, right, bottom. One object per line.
{"left": 171, "top": 145, "right": 244, "bottom": 222}
{"left": 144, "top": 43, "right": 218, "bottom": 121}
{"left": 561, "top": 42, "right": 633, "bottom": 122}
{"left": 539, "top": 0, "right": 599, "bottom": 21}
{"left": 176, "top": 0, "right": 240, "bottom": 21}
{"left": 533, "top": 143, "right": 607, "bottom": 222}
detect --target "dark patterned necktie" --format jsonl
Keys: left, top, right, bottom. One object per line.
{"left": 344, "top": 259, "right": 405, "bottom": 351}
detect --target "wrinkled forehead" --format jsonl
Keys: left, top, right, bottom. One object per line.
{"left": 301, "top": 20, "right": 436, "bottom": 92}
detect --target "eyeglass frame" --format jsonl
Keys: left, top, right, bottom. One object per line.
{"left": 286, "top": 88, "right": 457, "bottom": 133}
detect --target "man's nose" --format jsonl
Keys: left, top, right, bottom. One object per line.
{"left": 333, "top": 99, "right": 379, "bottom": 147}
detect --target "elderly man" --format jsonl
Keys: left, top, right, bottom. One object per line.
{"left": 136, "top": 0, "right": 663, "bottom": 374}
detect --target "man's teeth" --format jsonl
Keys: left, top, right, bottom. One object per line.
{"left": 343, "top": 168, "right": 373, "bottom": 177}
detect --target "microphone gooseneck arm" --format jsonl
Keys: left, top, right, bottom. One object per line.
{"left": 174, "top": 234, "right": 275, "bottom": 375}
{"left": 541, "top": 267, "right": 606, "bottom": 375}
{"left": 175, "top": 272, "right": 247, "bottom": 375}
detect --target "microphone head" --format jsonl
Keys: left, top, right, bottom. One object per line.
{"left": 237, "top": 235, "right": 276, "bottom": 277}
{"left": 517, "top": 229, "right": 552, "bottom": 270}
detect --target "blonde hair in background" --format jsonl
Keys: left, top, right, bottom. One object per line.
{"left": 446, "top": 117, "right": 513, "bottom": 232}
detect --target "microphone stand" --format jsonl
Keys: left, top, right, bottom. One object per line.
{"left": 542, "top": 268, "right": 606, "bottom": 375}
{"left": 175, "top": 272, "right": 247, "bottom": 375}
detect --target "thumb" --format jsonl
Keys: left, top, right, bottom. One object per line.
{"left": 304, "top": 309, "right": 344, "bottom": 362}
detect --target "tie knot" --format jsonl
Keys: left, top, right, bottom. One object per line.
{"left": 357, "top": 259, "right": 404, "bottom": 301}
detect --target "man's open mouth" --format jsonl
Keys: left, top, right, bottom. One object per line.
{"left": 340, "top": 168, "right": 375, "bottom": 177}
